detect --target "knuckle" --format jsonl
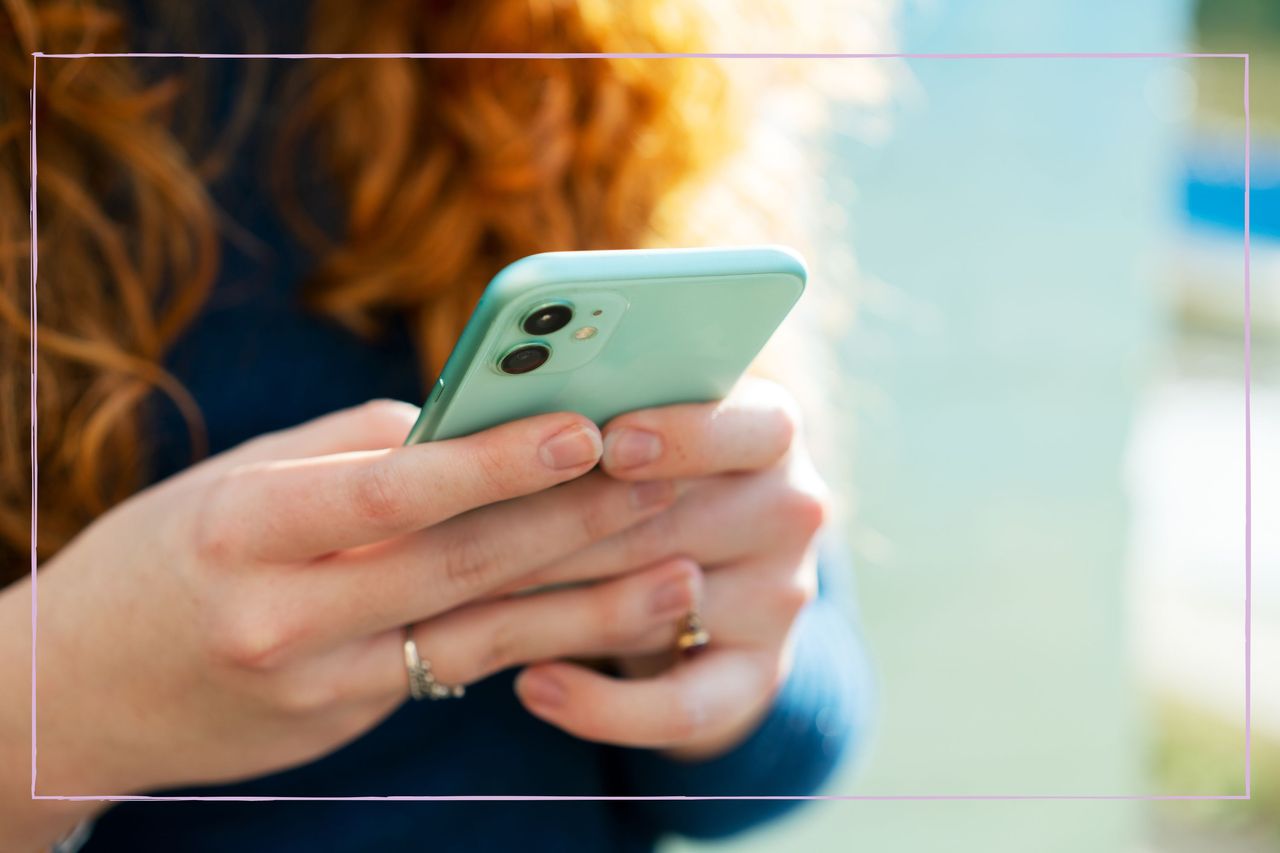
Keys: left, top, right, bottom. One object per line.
{"left": 477, "top": 618, "right": 520, "bottom": 676}
{"left": 773, "top": 578, "right": 814, "bottom": 622}
{"left": 770, "top": 394, "right": 802, "bottom": 453}
{"left": 439, "top": 534, "right": 500, "bottom": 594}
{"left": 349, "top": 460, "right": 409, "bottom": 529}
{"left": 191, "top": 473, "right": 244, "bottom": 565}
{"left": 206, "top": 597, "right": 296, "bottom": 672}
{"left": 593, "top": 592, "right": 636, "bottom": 649}
{"left": 575, "top": 486, "right": 622, "bottom": 543}
{"left": 608, "top": 512, "right": 675, "bottom": 575}
{"left": 209, "top": 620, "right": 289, "bottom": 672}
{"left": 743, "top": 378, "right": 801, "bottom": 457}
{"left": 779, "top": 483, "right": 830, "bottom": 539}
{"left": 637, "top": 506, "right": 681, "bottom": 556}
{"left": 467, "top": 433, "right": 517, "bottom": 497}
{"left": 269, "top": 673, "right": 339, "bottom": 717}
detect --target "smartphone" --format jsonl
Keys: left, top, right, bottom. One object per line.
{"left": 404, "top": 246, "right": 806, "bottom": 444}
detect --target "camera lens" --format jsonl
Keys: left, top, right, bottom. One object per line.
{"left": 522, "top": 303, "right": 573, "bottom": 335}
{"left": 499, "top": 344, "right": 551, "bottom": 375}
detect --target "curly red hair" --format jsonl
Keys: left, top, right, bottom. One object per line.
{"left": 0, "top": 0, "right": 745, "bottom": 583}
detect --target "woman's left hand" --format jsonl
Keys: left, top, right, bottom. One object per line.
{"left": 509, "top": 377, "right": 832, "bottom": 760}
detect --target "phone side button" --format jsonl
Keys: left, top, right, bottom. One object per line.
{"left": 429, "top": 378, "right": 446, "bottom": 402}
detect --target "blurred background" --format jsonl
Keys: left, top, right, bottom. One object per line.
{"left": 672, "top": 0, "right": 1276, "bottom": 851}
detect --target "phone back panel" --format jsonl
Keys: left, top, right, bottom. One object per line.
{"left": 405, "top": 246, "right": 806, "bottom": 443}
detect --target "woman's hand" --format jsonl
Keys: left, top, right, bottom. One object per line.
{"left": 510, "top": 378, "right": 831, "bottom": 761}
{"left": 1, "top": 400, "right": 704, "bottom": 846}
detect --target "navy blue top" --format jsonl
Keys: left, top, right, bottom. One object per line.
{"left": 80, "top": 7, "right": 872, "bottom": 850}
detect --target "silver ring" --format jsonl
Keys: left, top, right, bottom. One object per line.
{"left": 676, "top": 611, "right": 710, "bottom": 654}
{"left": 402, "top": 626, "right": 465, "bottom": 701}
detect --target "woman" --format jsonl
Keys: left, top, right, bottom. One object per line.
{"left": 0, "top": 2, "right": 873, "bottom": 850}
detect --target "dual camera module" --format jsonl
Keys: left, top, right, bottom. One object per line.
{"left": 499, "top": 304, "right": 575, "bottom": 375}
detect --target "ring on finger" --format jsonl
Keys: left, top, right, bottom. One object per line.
{"left": 675, "top": 610, "right": 711, "bottom": 654}
{"left": 402, "top": 625, "right": 466, "bottom": 701}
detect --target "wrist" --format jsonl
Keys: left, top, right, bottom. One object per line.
{"left": 0, "top": 580, "right": 106, "bottom": 850}
{"left": 0, "top": 798, "right": 99, "bottom": 853}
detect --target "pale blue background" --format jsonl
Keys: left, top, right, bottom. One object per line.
{"left": 669, "top": 1, "right": 1197, "bottom": 850}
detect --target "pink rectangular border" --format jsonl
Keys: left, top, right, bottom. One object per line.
{"left": 26, "top": 50, "right": 1253, "bottom": 803}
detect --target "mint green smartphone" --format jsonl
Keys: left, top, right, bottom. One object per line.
{"left": 404, "top": 246, "right": 806, "bottom": 444}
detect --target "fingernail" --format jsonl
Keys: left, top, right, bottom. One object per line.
{"left": 629, "top": 480, "right": 675, "bottom": 510}
{"left": 539, "top": 424, "right": 603, "bottom": 470}
{"left": 604, "top": 429, "right": 663, "bottom": 470}
{"left": 520, "top": 671, "right": 566, "bottom": 709}
{"left": 650, "top": 573, "right": 694, "bottom": 617}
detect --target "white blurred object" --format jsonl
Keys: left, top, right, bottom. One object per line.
{"left": 1127, "top": 378, "right": 1279, "bottom": 735}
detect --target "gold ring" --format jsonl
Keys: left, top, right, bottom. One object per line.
{"left": 675, "top": 611, "right": 710, "bottom": 653}
{"left": 402, "top": 626, "right": 465, "bottom": 701}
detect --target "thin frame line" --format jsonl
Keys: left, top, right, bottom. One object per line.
{"left": 28, "top": 51, "right": 39, "bottom": 801}
{"left": 1242, "top": 52, "right": 1253, "bottom": 800}
{"left": 27, "top": 50, "right": 1255, "bottom": 803}
{"left": 33, "top": 50, "right": 1250, "bottom": 60}
{"left": 28, "top": 794, "right": 1254, "bottom": 802}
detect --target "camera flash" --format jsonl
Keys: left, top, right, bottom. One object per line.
{"left": 572, "top": 326, "right": 598, "bottom": 341}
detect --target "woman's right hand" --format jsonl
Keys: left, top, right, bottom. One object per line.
{"left": 1, "top": 400, "right": 699, "bottom": 822}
